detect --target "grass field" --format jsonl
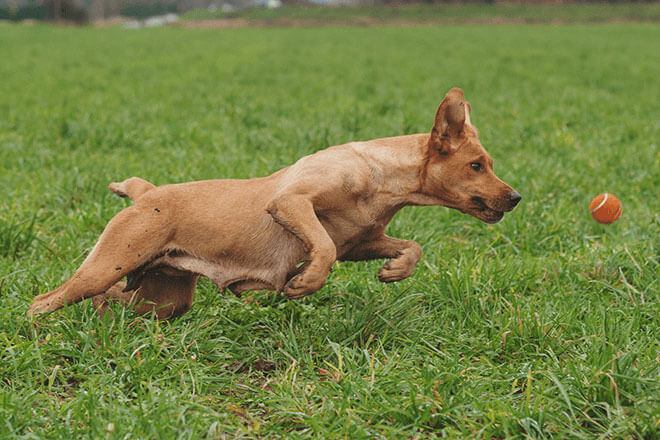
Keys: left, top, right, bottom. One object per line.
{"left": 1, "top": 22, "right": 659, "bottom": 439}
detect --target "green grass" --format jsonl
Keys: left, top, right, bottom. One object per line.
{"left": 180, "top": 3, "right": 660, "bottom": 24}
{"left": 1, "top": 22, "right": 659, "bottom": 438}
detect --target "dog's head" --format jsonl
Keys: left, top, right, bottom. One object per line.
{"left": 422, "top": 88, "right": 521, "bottom": 224}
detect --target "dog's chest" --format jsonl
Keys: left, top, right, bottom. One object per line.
{"left": 319, "top": 200, "right": 398, "bottom": 250}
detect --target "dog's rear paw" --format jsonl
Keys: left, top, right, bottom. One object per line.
{"left": 27, "top": 299, "right": 54, "bottom": 318}
{"left": 91, "top": 295, "right": 113, "bottom": 318}
{"left": 283, "top": 272, "right": 326, "bottom": 299}
{"left": 378, "top": 258, "right": 415, "bottom": 283}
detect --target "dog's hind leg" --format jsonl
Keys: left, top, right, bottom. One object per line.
{"left": 92, "top": 269, "right": 198, "bottom": 319}
{"left": 27, "top": 205, "right": 171, "bottom": 317}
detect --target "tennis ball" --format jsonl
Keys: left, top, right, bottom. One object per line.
{"left": 589, "top": 193, "right": 622, "bottom": 224}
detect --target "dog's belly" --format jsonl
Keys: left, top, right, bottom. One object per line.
{"left": 144, "top": 194, "right": 308, "bottom": 292}
{"left": 149, "top": 218, "right": 307, "bottom": 294}
{"left": 153, "top": 252, "right": 292, "bottom": 293}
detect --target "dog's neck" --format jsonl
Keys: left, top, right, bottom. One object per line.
{"left": 349, "top": 133, "right": 444, "bottom": 208}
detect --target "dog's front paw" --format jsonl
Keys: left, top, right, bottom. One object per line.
{"left": 378, "top": 257, "right": 415, "bottom": 283}
{"left": 283, "top": 272, "right": 326, "bottom": 299}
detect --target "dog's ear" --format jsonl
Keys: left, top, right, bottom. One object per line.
{"left": 428, "top": 88, "right": 469, "bottom": 154}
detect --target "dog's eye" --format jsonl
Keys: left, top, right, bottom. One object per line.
{"left": 470, "top": 162, "right": 483, "bottom": 172}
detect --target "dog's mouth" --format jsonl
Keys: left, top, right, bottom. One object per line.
{"left": 467, "top": 197, "right": 505, "bottom": 224}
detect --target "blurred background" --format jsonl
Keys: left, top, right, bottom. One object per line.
{"left": 1, "top": 0, "right": 659, "bottom": 26}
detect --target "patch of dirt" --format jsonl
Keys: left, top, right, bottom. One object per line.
{"left": 173, "top": 16, "right": 656, "bottom": 29}
{"left": 231, "top": 358, "right": 278, "bottom": 374}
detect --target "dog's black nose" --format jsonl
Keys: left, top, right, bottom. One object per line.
{"left": 509, "top": 191, "right": 522, "bottom": 207}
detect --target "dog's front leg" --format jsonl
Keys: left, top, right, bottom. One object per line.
{"left": 267, "top": 195, "right": 336, "bottom": 299}
{"left": 341, "top": 236, "right": 422, "bottom": 283}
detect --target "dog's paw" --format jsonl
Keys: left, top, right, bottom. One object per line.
{"left": 378, "top": 258, "right": 415, "bottom": 283}
{"left": 91, "top": 295, "right": 111, "bottom": 317}
{"left": 31, "top": 291, "right": 51, "bottom": 301}
{"left": 283, "top": 272, "right": 326, "bottom": 299}
{"left": 27, "top": 299, "right": 54, "bottom": 318}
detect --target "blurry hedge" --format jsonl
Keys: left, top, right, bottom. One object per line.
{"left": 0, "top": 4, "right": 47, "bottom": 21}
{"left": 120, "top": 2, "right": 177, "bottom": 19}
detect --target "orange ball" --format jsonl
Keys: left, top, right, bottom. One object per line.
{"left": 589, "top": 193, "right": 622, "bottom": 224}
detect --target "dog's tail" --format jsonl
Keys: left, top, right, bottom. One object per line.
{"left": 109, "top": 177, "right": 155, "bottom": 201}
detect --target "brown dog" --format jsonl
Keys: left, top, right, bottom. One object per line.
{"left": 27, "top": 88, "right": 520, "bottom": 318}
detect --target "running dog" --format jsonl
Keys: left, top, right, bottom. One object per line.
{"left": 28, "top": 88, "right": 521, "bottom": 319}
